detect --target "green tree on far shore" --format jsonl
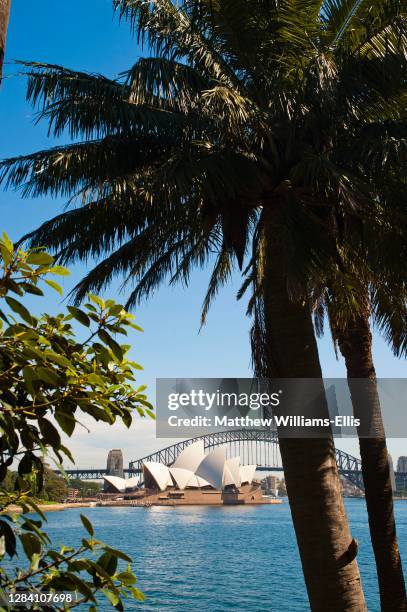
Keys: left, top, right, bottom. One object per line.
{"left": 68, "top": 479, "right": 102, "bottom": 497}
{"left": 1, "top": 467, "right": 69, "bottom": 502}
{"left": 0, "top": 469, "right": 15, "bottom": 493}
{"left": 41, "top": 468, "right": 68, "bottom": 502}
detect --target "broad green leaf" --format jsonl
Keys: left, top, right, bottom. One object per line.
{"left": 22, "top": 366, "right": 37, "bottom": 394}
{"left": 132, "top": 362, "right": 144, "bottom": 370}
{"left": 130, "top": 587, "right": 145, "bottom": 602}
{"left": 5, "top": 296, "right": 34, "bottom": 325}
{"left": 19, "top": 497, "right": 46, "bottom": 520}
{"left": 38, "top": 419, "right": 61, "bottom": 447}
{"left": 37, "top": 366, "right": 64, "bottom": 386}
{"left": 97, "top": 551, "right": 118, "bottom": 576}
{"left": 20, "top": 532, "right": 41, "bottom": 561}
{"left": 26, "top": 251, "right": 54, "bottom": 265}
{"left": 0, "top": 520, "right": 17, "bottom": 557}
{"left": 54, "top": 411, "right": 76, "bottom": 437}
{"left": 103, "top": 547, "right": 132, "bottom": 562}
{"left": 102, "top": 589, "right": 120, "bottom": 607}
{"left": 59, "top": 444, "right": 75, "bottom": 462}
{"left": 20, "top": 282, "right": 44, "bottom": 296}
{"left": 43, "top": 350, "right": 73, "bottom": 369}
{"left": 62, "top": 573, "right": 95, "bottom": 599}
{"left": 98, "top": 329, "right": 123, "bottom": 361}
{"left": 84, "top": 302, "right": 97, "bottom": 312}
{"left": 44, "top": 278, "right": 63, "bottom": 296}
{"left": 116, "top": 571, "right": 137, "bottom": 586}
{"left": 68, "top": 559, "right": 90, "bottom": 571}
{"left": 22, "top": 345, "right": 46, "bottom": 361}
{"left": 129, "top": 322, "right": 144, "bottom": 332}
{"left": 48, "top": 265, "right": 70, "bottom": 276}
{"left": 18, "top": 453, "right": 33, "bottom": 476}
{"left": 87, "top": 373, "right": 105, "bottom": 386}
{"left": 67, "top": 306, "right": 90, "bottom": 327}
{"left": 80, "top": 514, "right": 94, "bottom": 537}
{"left": 108, "top": 304, "right": 125, "bottom": 316}
{"left": 1, "top": 232, "right": 13, "bottom": 254}
{"left": 0, "top": 307, "right": 10, "bottom": 324}
{"left": 88, "top": 294, "right": 105, "bottom": 309}
{"left": 0, "top": 245, "right": 12, "bottom": 265}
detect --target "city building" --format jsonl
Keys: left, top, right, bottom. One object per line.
{"left": 265, "top": 475, "right": 278, "bottom": 490}
{"left": 397, "top": 456, "right": 407, "bottom": 473}
{"left": 261, "top": 475, "right": 279, "bottom": 496}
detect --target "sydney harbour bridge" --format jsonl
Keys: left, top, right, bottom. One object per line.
{"left": 55, "top": 428, "right": 407, "bottom": 493}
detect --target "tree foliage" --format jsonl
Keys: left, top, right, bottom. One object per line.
{"left": 37, "top": 467, "right": 68, "bottom": 502}
{"left": 0, "top": 0, "right": 404, "bottom": 336}
{"left": 0, "top": 233, "right": 151, "bottom": 609}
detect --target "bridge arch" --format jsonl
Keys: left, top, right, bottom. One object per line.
{"left": 128, "top": 428, "right": 364, "bottom": 490}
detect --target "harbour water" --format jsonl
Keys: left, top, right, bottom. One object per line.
{"left": 42, "top": 499, "right": 406, "bottom": 611}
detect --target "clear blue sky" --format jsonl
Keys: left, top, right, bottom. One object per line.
{"left": 1, "top": 0, "right": 405, "bottom": 467}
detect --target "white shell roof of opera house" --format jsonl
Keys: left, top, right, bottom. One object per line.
{"left": 142, "top": 441, "right": 257, "bottom": 492}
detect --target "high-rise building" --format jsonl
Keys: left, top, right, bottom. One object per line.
{"left": 265, "top": 475, "right": 278, "bottom": 490}
{"left": 261, "top": 475, "right": 279, "bottom": 496}
{"left": 388, "top": 454, "right": 396, "bottom": 492}
{"left": 397, "top": 456, "right": 407, "bottom": 473}
{"left": 106, "top": 449, "right": 124, "bottom": 478}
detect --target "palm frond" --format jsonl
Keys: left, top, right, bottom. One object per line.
{"left": 20, "top": 60, "right": 128, "bottom": 105}
{"left": 16, "top": 60, "right": 197, "bottom": 140}
{"left": 371, "top": 282, "right": 407, "bottom": 357}
{"left": 322, "top": 0, "right": 365, "bottom": 44}
{"left": 0, "top": 0, "right": 404, "bottom": 347}
{"left": 124, "top": 56, "right": 211, "bottom": 111}
{"left": 69, "top": 213, "right": 196, "bottom": 304}
{"left": 200, "top": 247, "right": 233, "bottom": 326}
{"left": 114, "top": 0, "right": 243, "bottom": 90}
{"left": 346, "top": 0, "right": 406, "bottom": 57}
{"left": 21, "top": 194, "right": 148, "bottom": 259}
{"left": 0, "top": 133, "right": 176, "bottom": 198}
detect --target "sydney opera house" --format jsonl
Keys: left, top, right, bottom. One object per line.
{"left": 103, "top": 441, "right": 265, "bottom": 505}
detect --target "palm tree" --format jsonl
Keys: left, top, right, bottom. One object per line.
{"left": 240, "top": 160, "right": 406, "bottom": 610}
{"left": 0, "top": 0, "right": 11, "bottom": 81}
{"left": 309, "top": 212, "right": 407, "bottom": 610}
{"left": 335, "top": 291, "right": 406, "bottom": 612}
{"left": 1, "top": 0, "right": 405, "bottom": 607}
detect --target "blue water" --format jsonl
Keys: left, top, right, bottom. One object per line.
{"left": 39, "top": 499, "right": 406, "bottom": 611}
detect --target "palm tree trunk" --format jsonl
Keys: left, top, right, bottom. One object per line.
{"left": 0, "top": 0, "right": 11, "bottom": 82}
{"left": 336, "top": 292, "right": 406, "bottom": 612}
{"left": 262, "top": 204, "right": 366, "bottom": 611}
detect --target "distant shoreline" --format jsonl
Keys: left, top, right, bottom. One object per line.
{"left": 4, "top": 502, "right": 97, "bottom": 513}
{"left": 3, "top": 496, "right": 407, "bottom": 514}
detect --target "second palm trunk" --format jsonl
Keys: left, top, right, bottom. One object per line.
{"left": 261, "top": 204, "right": 366, "bottom": 611}
{"left": 337, "top": 296, "right": 406, "bottom": 612}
